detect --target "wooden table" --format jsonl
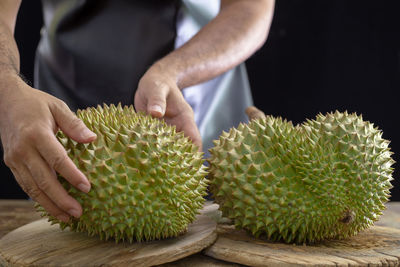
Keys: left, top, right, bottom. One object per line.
{"left": 1, "top": 200, "right": 400, "bottom": 266}
{"left": 0, "top": 200, "right": 240, "bottom": 266}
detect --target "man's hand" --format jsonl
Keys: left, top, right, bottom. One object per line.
{"left": 134, "top": 0, "right": 273, "bottom": 150}
{"left": 134, "top": 63, "right": 202, "bottom": 151}
{"left": 0, "top": 75, "right": 96, "bottom": 222}
{"left": 0, "top": 0, "right": 94, "bottom": 221}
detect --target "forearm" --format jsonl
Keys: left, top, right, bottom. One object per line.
{"left": 0, "top": 19, "right": 19, "bottom": 74}
{"left": 0, "top": 0, "right": 22, "bottom": 102}
{"left": 156, "top": 0, "right": 274, "bottom": 89}
{"left": 0, "top": 21, "right": 22, "bottom": 109}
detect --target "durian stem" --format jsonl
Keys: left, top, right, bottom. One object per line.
{"left": 340, "top": 210, "right": 355, "bottom": 224}
{"left": 245, "top": 106, "right": 266, "bottom": 121}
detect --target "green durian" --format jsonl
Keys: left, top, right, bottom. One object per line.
{"left": 209, "top": 110, "right": 394, "bottom": 244}
{"left": 37, "top": 104, "right": 209, "bottom": 242}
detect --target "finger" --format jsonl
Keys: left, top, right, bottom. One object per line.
{"left": 133, "top": 91, "right": 147, "bottom": 113}
{"left": 9, "top": 166, "right": 29, "bottom": 196}
{"left": 50, "top": 101, "right": 97, "bottom": 143}
{"left": 169, "top": 114, "right": 203, "bottom": 151}
{"left": 26, "top": 149, "right": 83, "bottom": 218}
{"left": 35, "top": 132, "right": 91, "bottom": 194}
{"left": 12, "top": 164, "right": 71, "bottom": 222}
{"left": 145, "top": 83, "right": 168, "bottom": 118}
{"left": 245, "top": 106, "right": 266, "bottom": 120}
{"left": 181, "top": 117, "right": 203, "bottom": 151}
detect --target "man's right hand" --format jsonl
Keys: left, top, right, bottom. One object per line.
{"left": 0, "top": 74, "right": 96, "bottom": 222}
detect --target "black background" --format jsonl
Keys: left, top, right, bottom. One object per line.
{"left": 1, "top": 1, "right": 400, "bottom": 200}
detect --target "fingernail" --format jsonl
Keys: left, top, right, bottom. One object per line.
{"left": 78, "top": 183, "right": 90, "bottom": 193}
{"left": 68, "top": 209, "right": 81, "bottom": 218}
{"left": 149, "top": 105, "right": 163, "bottom": 115}
{"left": 82, "top": 128, "right": 97, "bottom": 139}
{"left": 57, "top": 214, "right": 70, "bottom": 222}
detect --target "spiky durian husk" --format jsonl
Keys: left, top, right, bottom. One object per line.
{"left": 37, "top": 104, "right": 209, "bottom": 242}
{"left": 208, "top": 111, "right": 394, "bottom": 244}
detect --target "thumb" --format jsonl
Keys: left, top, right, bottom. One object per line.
{"left": 145, "top": 83, "right": 169, "bottom": 118}
{"left": 51, "top": 102, "right": 97, "bottom": 143}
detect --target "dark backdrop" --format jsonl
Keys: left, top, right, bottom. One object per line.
{"left": 2, "top": 1, "right": 399, "bottom": 199}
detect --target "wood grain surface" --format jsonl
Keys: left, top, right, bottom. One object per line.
{"left": 205, "top": 222, "right": 400, "bottom": 266}
{"left": 1, "top": 200, "right": 400, "bottom": 267}
{"left": 0, "top": 204, "right": 218, "bottom": 267}
{"left": 0, "top": 200, "right": 41, "bottom": 239}
{"left": 375, "top": 202, "right": 400, "bottom": 229}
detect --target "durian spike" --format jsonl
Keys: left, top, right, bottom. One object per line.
{"left": 245, "top": 106, "right": 266, "bottom": 121}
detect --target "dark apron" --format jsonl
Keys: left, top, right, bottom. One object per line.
{"left": 35, "top": 0, "right": 180, "bottom": 111}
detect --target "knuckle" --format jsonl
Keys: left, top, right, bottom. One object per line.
{"left": 3, "top": 153, "right": 13, "bottom": 167}
{"left": 19, "top": 125, "right": 36, "bottom": 141}
{"left": 68, "top": 117, "right": 84, "bottom": 131}
{"left": 57, "top": 99, "right": 69, "bottom": 109}
{"left": 15, "top": 124, "right": 48, "bottom": 147}
{"left": 50, "top": 153, "right": 68, "bottom": 170}
{"left": 186, "top": 108, "right": 195, "bottom": 117}
{"left": 30, "top": 130, "right": 48, "bottom": 144}
{"left": 36, "top": 177, "right": 51, "bottom": 192}
{"left": 181, "top": 108, "right": 194, "bottom": 119}
{"left": 17, "top": 128, "right": 45, "bottom": 150}
{"left": 56, "top": 198, "right": 72, "bottom": 212}
{"left": 52, "top": 98, "right": 69, "bottom": 111}
{"left": 26, "top": 186, "right": 42, "bottom": 200}
{"left": 9, "top": 144, "right": 27, "bottom": 161}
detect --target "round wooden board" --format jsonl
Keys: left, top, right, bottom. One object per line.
{"left": 204, "top": 224, "right": 400, "bottom": 267}
{"left": 0, "top": 210, "right": 217, "bottom": 267}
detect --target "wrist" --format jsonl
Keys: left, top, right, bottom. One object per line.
{"left": 151, "top": 59, "right": 184, "bottom": 90}
{"left": 0, "top": 70, "right": 24, "bottom": 104}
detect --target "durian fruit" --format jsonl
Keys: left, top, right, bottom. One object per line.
{"left": 37, "top": 104, "right": 209, "bottom": 242}
{"left": 209, "top": 109, "right": 394, "bottom": 244}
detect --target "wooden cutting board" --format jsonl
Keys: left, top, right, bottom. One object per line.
{"left": 204, "top": 224, "right": 400, "bottom": 266}
{"left": 0, "top": 206, "right": 217, "bottom": 267}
